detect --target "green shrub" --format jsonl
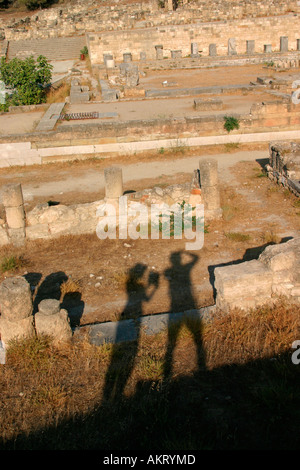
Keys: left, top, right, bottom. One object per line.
{"left": 224, "top": 115, "right": 240, "bottom": 133}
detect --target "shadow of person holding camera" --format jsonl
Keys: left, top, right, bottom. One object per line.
{"left": 103, "top": 263, "right": 159, "bottom": 402}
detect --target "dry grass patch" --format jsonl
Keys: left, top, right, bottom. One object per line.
{"left": 1, "top": 299, "right": 299, "bottom": 450}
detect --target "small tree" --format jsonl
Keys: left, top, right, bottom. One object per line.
{"left": 0, "top": 55, "right": 53, "bottom": 106}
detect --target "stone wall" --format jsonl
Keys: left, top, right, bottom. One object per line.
{"left": 88, "top": 14, "right": 300, "bottom": 63}
{"left": 0, "top": 161, "right": 218, "bottom": 246}
{"left": 0, "top": 0, "right": 298, "bottom": 42}
{"left": 265, "top": 141, "right": 300, "bottom": 196}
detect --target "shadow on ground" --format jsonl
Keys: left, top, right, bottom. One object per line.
{"left": 2, "top": 244, "right": 299, "bottom": 450}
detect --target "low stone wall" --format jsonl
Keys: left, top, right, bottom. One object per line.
{"left": 1, "top": 94, "right": 300, "bottom": 168}
{"left": 214, "top": 237, "right": 300, "bottom": 312}
{"left": 0, "top": 160, "right": 220, "bottom": 246}
{"left": 265, "top": 141, "right": 300, "bottom": 196}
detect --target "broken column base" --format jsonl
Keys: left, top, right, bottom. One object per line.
{"left": 35, "top": 299, "right": 73, "bottom": 345}
{"left": 0, "top": 316, "right": 35, "bottom": 348}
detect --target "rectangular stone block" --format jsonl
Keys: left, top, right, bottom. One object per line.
{"left": 246, "top": 40, "right": 255, "bottom": 54}
{"left": 214, "top": 259, "right": 273, "bottom": 311}
{"left": 209, "top": 44, "right": 217, "bottom": 56}
{"left": 228, "top": 38, "right": 237, "bottom": 56}
{"left": 194, "top": 98, "right": 223, "bottom": 111}
{"left": 280, "top": 36, "right": 288, "bottom": 52}
{"left": 171, "top": 50, "right": 182, "bottom": 59}
{"left": 191, "top": 42, "right": 198, "bottom": 57}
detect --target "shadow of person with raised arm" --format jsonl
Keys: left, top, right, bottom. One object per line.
{"left": 163, "top": 250, "right": 205, "bottom": 380}
{"left": 103, "top": 263, "right": 159, "bottom": 402}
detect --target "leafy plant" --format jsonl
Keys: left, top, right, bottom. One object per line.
{"left": 80, "top": 46, "right": 89, "bottom": 58}
{"left": 0, "top": 55, "right": 53, "bottom": 106}
{"left": 223, "top": 115, "right": 240, "bottom": 133}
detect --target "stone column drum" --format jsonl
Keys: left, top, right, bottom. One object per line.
{"left": 2, "top": 183, "right": 26, "bottom": 246}
{"left": 104, "top": 167, "right": 123, "bottom": 199}
{"left": 35, "top": 299, "right": 72, "bottom": 345}
{"left": 0, "top": 276, "right": 35, "bottom": 347}
{"left": 199, "top": 158, "right": 222, "bottom": 220}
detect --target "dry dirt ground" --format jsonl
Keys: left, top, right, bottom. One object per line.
{"left": 0, "top": 146, "right": 299, "bottom": 329}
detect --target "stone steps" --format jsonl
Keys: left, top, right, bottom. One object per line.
{"left": 7, "top": 36, "right": 87, "bottom": 61}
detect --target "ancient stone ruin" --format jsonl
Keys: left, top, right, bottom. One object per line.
{"left": 0, "top": 159, "right": 221, "bottom": 247}
{"left": 0, "top": 275, "right": 72, "bottom": 361}
{"left": 265, "top": 141, "right": 300, "bottom": 196}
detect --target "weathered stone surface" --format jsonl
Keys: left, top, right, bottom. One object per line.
{"left": 38, "top": 299, "right": 60, "bottom": 316}
{"left": 214, "top": 259, "right": 273, "bottom": 311}
{"left": 104, "top": 166, "right": 123, "bottom": 199}
{"left": 35, "top": 308, "right": 72, "bottom": 343}
{"left": 0, "top": 276, "right": 33, "bottom": 321}
{"left": 1, "top": 183, "right": 24, "bottom": 208}
{"left": 194, "top": 98, "right": 223, "bottom": 111}
{"left": 259, "top": 240, "right": 297, "bottom": 272}
{"left": 0, "top": 315, "right": 35, "bottom": 347}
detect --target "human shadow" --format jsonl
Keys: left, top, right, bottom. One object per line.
{"left": 103, "top": 263, "right": 159, "bottom": 402}
{"left": 163, "top": 250, "right": 205, "bottom": 380}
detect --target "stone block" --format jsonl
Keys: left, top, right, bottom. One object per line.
{"left": 209, "top": 44, "right": 217, "bottom": 56}
{"left": 191, "top": 42, "right": 199, "bottom": 57}
{"left": 199, "top": 158, "right": 219, "bottom": 187}
{"left": 87, "top": 319, "right": 137, "bottom": 345}
{"left": 0, "top": 316, "right": 35, "bottom": 348}
{"left": 259, "top": 238, "right": 299, "bottom": 272}
{"left": 214, "top": 259, "right": 273, "bottom": 312}
{"left": 0, "top": 276, "right": 33, "bottom": 321}
{"left": 104, "top": 166, "right": 123, "bottom": 199}
{"left": 35, "top": 308, "right": 73, "bottom": 344}
{"left": 4, "top": 205, "right": 25, "bottom": 229}
{"left": 1, "top": 183, "right": 24, "bottom": 208}
{"left": 194, "top": 98, "right": 223, "bottom": 111}
{"left": 26, "top": 224, "right": 50, "bottom": 240}
{"left": 246, "top": 40, "right": 255, "bottom": 54}
{"left": 171, "top": 50, "right": 182, "bottom": 59}
{"left": 228, "top": 38, "right": 237, "bottom": 56}
{"left": 7, "top": 227, "right": 26, "bottom": 247}
{"left": 280, "top": 36, "right": 288, "bottom": 52}
{"left": 38, "top": 299, "right": 60, "bottom": 316}
{"left": 0, "top": 226, "right": 9, "bottom": 246}
{"left": 155, "top": 45, "right": 163, "bottom": 60}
